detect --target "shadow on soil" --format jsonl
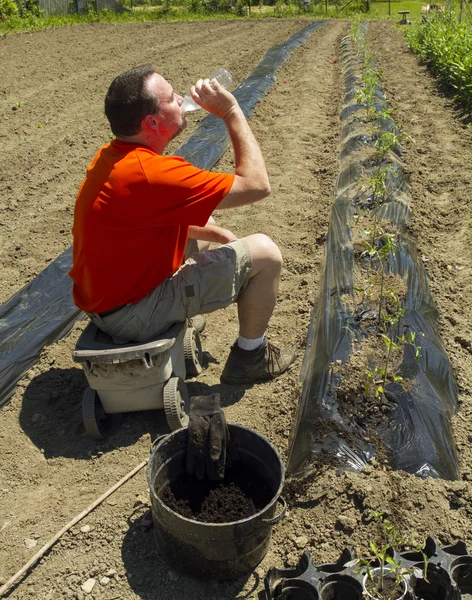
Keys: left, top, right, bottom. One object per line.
{"left": 121, "top": 511, "right": 260, "bottom": 600}
{"left": 18, "top": 366, "right": 246, "bottom": 460}
{"left": 19, "top": 367, "right": 168, "bottom": 459}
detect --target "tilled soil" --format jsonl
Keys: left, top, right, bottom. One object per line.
{"left": 1, "top": 17, "right": 472, "bottom": 600}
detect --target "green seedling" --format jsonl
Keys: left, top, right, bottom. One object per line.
{"left": 355, "top": 542, "right": 407, "bottom": 594}
{"left": 381, "top": 290, "right": 405, "bottom": 329}
{"left": 364, "top": 365, "right": 385, "bottom": 398}
{"left": 376, "top": 233, "right": 397, "bottom": 324}
{"left": 375, "top": 130, "right": 399, "bottom": 163}
{"left": 398, "top": 330, "right": 421, "bottom": 362}
{"left": 355, "top": 511, "right": 416, "bottom": 594}
{"left": 380, "top": 333, "right": 403, "bottom": 387}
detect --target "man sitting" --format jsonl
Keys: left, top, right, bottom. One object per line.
{"left": 69, "top": 65, "right": 295, "bottom": 385}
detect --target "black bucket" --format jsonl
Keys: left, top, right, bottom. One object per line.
{"left": 147, "top": 424, "right": 286, "bottom": 580}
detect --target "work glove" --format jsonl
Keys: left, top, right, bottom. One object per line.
{"left": 186, "top": 393, "right": 232, "bottom": 481}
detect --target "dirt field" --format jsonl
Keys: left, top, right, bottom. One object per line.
{"left": 1, "top": 17, "right": 472, "bottom": 600}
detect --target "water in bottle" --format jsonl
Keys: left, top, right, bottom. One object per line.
{"left": 182, "top": 68, "right": 233, "bottom": 113}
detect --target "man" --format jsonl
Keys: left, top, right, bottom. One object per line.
{"left": 69, "top": 64, "right": 295, "bottom": 385}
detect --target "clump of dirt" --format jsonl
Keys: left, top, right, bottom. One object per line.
{"left": 160, "top": 461, "right": 273, "bottom": 523}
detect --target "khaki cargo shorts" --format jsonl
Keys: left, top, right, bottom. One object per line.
{"left": 89, "top": 239, "right": 252, "bottom": 344}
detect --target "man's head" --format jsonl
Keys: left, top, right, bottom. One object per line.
{"left": 105, "top": 65, "right": 186, "bottom": 143}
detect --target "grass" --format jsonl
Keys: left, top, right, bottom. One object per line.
{"left": 0, "top": 0, "right": 469, "bottom": 33}
{"left": 369, "top": 0, "right": 425, "bottom": 20}
{"left": 0, "top": 0, "right": 428, "bottom": 34}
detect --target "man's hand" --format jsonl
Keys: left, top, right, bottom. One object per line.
{"left": 189, "top": 78, "right": 239, "bottom": 120}
{"left": 188, "top": 223, "right": 237, "bottom": 245}
{"left": 186, "top": 393, "right": 229, "bottom": 480}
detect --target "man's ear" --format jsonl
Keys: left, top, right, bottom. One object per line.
{"left": 143, "top": 114, "right": 160, "bottom": 131}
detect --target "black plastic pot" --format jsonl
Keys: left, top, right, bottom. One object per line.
{"left": 147, "top": 424, "right": 286, "bottom": 580}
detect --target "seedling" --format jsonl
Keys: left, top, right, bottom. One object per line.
{"left": 375, "top": 131, "right": 399, "bottom": 163}
{"left": 355, "top": 512, "right": 416, "bottom": 596}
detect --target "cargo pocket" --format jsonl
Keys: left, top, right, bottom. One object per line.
{"left": 184, "top": 255, "right": 237, "bottom": 317}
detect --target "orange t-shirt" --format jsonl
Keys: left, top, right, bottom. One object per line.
{"left": 69, "top": 140, "right": 234, "bottom": 313}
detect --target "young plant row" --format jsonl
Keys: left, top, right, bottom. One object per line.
{"left": 286, "top": 22, "right": 459, "bottom": 480}
{"left": 406, "top": 10, "right": 472, "bottom": 109}
{"left": 344, "top": 21, "right": 418, "bottom": 400}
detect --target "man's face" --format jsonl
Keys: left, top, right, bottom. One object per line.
{"left": 147, "top": 73, "right": 187, "bottom": 142}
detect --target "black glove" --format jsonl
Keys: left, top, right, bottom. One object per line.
{"left": 186, "top": 393, "right": 229, "bottom": 481}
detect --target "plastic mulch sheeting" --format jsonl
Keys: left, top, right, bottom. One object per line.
{"left": 0, "top": 20, "right": 326, "bottom": 408}
{"left": 176, "top": 20, "right": 326, "bottom": 169}
{"left": 286, "top": 27, "right": 459, "bottom": 481}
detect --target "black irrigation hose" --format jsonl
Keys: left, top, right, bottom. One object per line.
{"left": 0, "top": 20, "right": 326, "bottom": 408}
{"left": 286, "top": 24, "right": 459, "bottom": 480}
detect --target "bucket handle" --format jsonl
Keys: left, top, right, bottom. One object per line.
{"left": 150, "top": 434, "right": 169, "bottom": 454}
{"left": 262, "top": 496, "right": 287, "bottom": 525}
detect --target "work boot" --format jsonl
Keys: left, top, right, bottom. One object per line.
{"left": 221, "top": 339, "right": 296, "bottom": 385}
{"left": 188, "top": 315, "right": 206, "bottom": 333}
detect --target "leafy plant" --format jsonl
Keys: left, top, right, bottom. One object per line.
{"left": 0, "top": 0, "right": 18, "bottom": 18}
{"left": 406, "top": 10, "right": 472, "bottom": 109}
{"left": 356, "top": 511, "right": 415, "bottom": 595}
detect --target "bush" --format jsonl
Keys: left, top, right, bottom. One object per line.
{"left": 201, "top": 0, "right": 231, "bottom": 11}
{"left": 0, "top": 0, "right": 18, "bottom": 18}
{"left": 406, "top": 11, "right": 472, "bottom": 108}
{"left": 23, "top": 0, "right": 42, "bottom": 16}
{"left": 234, "top": 0, "right": 246, "bottom": 14}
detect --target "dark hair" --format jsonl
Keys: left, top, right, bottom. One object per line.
{"left": 105, "top": 64, "right": 159, "bottom": 137}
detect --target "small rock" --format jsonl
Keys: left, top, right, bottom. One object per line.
{"left": 336, "top": 515, "right": 357, "bottom": 532}
{"left": 105, "top": 568, "right": 117, "bottom": 578}
{"left": 168, "top": 570, "right": 178, "bottom": 581}
{"left": 32, "top": 413, "right": 42, "bottom": 423}
{"left": 24, "top": 538, "right": 37, "bottom": 549}
{"left": 80, "top": 525, "right": 91, "bottom": 533}
{"left": 81, "top": 578, "right": 96, "bottom": 594}
{"left": 294, "top": 536, "right": 308, "bottom": 549}
{"left": 99, "top": 577, "right": 110, "bottom": 586}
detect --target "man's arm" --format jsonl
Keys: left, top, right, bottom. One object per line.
{"left": 189, "top": 79, "right": 271, "bottom": 209}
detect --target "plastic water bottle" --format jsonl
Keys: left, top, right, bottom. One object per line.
{"left": 182, "top": 68, "right": 233, "bottom": 113}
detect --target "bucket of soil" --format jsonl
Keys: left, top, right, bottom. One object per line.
{"left": 147, "top": 424, "right": 286, "bottom": 580}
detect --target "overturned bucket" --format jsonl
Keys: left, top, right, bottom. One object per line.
{"left": 147, "top": 424, "right": 286, "bottom": 580}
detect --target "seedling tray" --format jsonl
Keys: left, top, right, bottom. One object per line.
{"left": 264, "top": 537, "right": 472, "bottom": 599}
